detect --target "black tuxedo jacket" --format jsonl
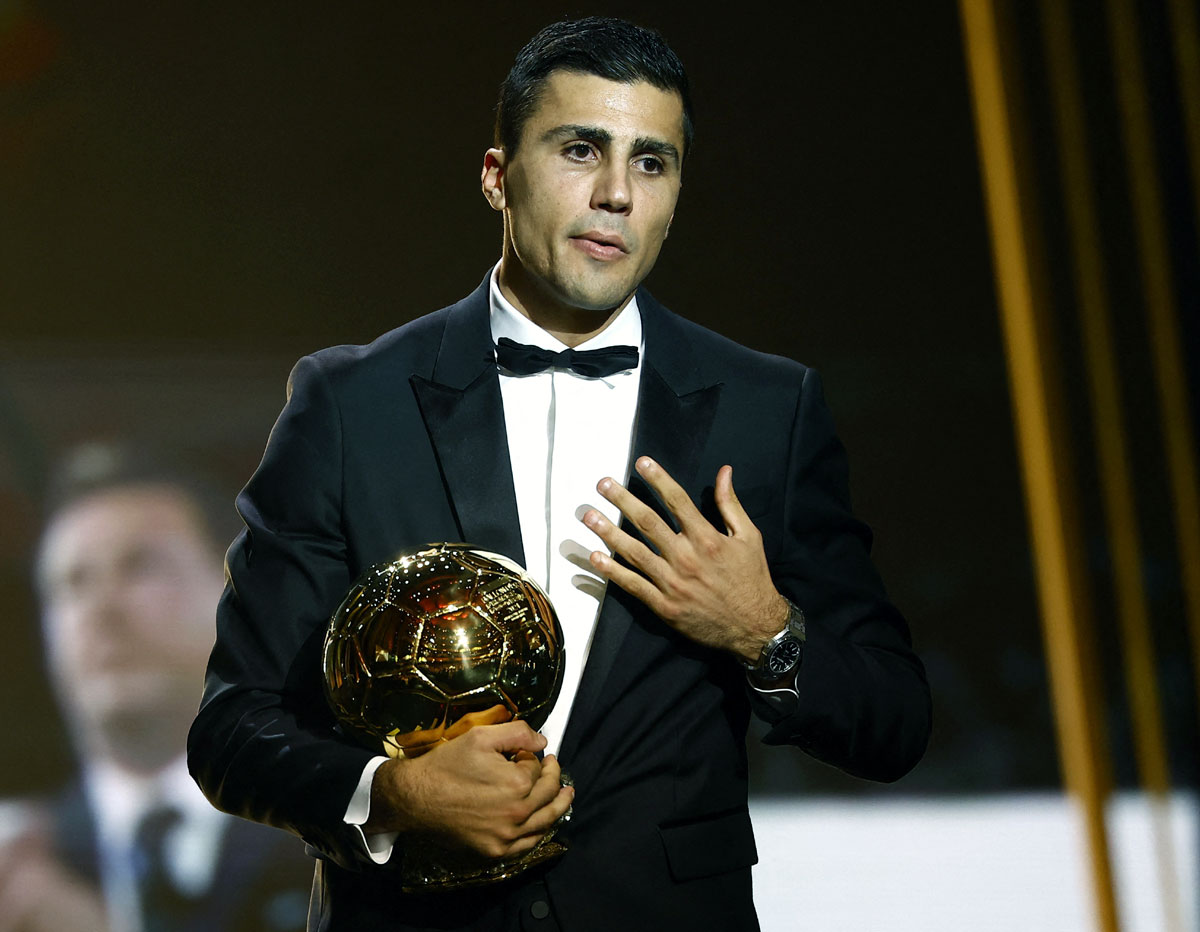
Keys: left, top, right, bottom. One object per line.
{"left": 188, "top": 278, "right": 930, "bottom": 932}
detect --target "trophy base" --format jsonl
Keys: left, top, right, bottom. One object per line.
{"left": 400, "top": 839, "right": 567, "bottom": 894}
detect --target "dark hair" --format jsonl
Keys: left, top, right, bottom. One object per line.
{"left": 495, "top": 17, "right": 694, "bottom": 159}
{"left": 41, "top": 443, "right": 235, "bottom": 554}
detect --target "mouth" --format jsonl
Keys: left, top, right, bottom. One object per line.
{"left": 570, "top": 231, "right": 628, "bottom": 260}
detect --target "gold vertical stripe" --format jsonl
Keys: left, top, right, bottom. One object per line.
{"left": 1039, "top": 3, "right": 1183, "bottom": 929}
{"left": 1107, "top": 0, "right": 1200, "bottom": 741}
{"left": 957, "top": 3, "right": 1119, "bottom": 930}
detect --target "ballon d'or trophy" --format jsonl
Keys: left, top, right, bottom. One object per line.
{"left": 323, "top": 543, "right": 567, "bottom": 892}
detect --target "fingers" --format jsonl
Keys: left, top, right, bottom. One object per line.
{"left": 379, "top": 724, "right": 572, "bottom": 860}
{"left": 584, "top": 507, "right": 665, "bottom": 577}
{"left": 628, "top": 456, "right": 707, "bottom": 534}
{"left": 507, "top": 783, "right": 574, "bottom": 854}
{"left": 505, "top": 751, "right": 559, "bottom": 806}
{"left": 595, "top": 457, "right": 705, "bottom": 540}
{"left": 593, "top": 458, "right": 747, "bottom": 547}
{"left": 477, "top": 754, "right": 572, "bottom": 860}
{"left": 583, "top": 458, "right": 716, "bottom": 615}
{"left": 593, "top": 476, "right": 673, "bottom": 552}
{"left": 502, "top": 755, "right": 573, "bottom": 857}
{"left": 614, "top": 459, "right": 754, "bottom": 539}
{"left": 528, "top": 753, "right": 562, "bottom": 803}
{"left": 478, "top": 720, "right": 548, "bottom": 756}
{"left": 587, "top": 542, "right": 668, "bottom": 616}
{"left": 510, "top": 750, "right": 541, "bottom": 782}
{"left": 584, "top": 457, "right": 695, "bottom": 582}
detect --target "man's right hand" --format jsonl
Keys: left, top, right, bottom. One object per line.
{"left": 364, "top": 714, "right": 573, "bottom": 860}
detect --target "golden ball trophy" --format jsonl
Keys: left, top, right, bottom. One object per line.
{"left": 323, "top": 543, "right": 567, "bottom": 892}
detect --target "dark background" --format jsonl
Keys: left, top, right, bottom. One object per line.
{"left": 0, "top": 1, "right": 1193, "bottom": 797}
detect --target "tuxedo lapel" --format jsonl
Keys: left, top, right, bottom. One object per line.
{"left": 409, "top": 281, "right": 526, "bottom": 567}
{"left": 560, "top": 292, "right": 723, "bottom": 762}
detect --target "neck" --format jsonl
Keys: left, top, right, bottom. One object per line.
{"left": 497, "top": 256, "right": 631, "bottom": 348}
{"left": 81, "top": 714, "right": 187, "bottom": 777}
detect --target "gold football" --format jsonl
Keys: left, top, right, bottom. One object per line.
{"left": 323, "top": 543, "right": 564, "bottom": 758}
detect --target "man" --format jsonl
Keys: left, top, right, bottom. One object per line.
{"left": 2, "top": 445, "right": 312, "bottom": 932}
{"left": 188, "top": 17, "right": 931, "bottom": 931}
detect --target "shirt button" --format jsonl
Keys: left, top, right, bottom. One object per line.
{"left": 530, "top": 900, "right": 550, "bottom": 920}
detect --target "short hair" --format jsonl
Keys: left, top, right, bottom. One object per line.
{"left": 494, "top": 17, "right": 694, "bottom": 160}
{"left": 40, "top": 443, "right": 235, "bottom": 555}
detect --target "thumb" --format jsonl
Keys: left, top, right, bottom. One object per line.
{"left": 714, "top": 465, "right": 751, "bottom": 535}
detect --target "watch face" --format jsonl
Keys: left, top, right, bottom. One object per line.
{"left": 766, "top": 638, "right": 803, "bottom": 675}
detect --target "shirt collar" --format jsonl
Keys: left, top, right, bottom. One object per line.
{"left": 488, "top": 262, "right": 643, "bottom": 354}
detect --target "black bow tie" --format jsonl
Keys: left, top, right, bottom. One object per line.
{"left": 495, "top": 337, "right": 639, "bottom": 378}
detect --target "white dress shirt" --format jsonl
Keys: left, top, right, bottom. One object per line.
{"left": 490, "top": 268, "right": 643, "bottom": 756}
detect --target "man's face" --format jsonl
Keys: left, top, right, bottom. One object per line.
{"left": 483, "top": 71, "right": 685, "bottom": 320}
{"left": 37, "top": 486, "right": 223, "bottom": 770}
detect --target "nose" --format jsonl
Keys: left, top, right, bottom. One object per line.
{"left": 591, "top": 162, "right": 632, "bottom": 214}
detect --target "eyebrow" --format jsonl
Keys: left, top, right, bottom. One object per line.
{"left": 543, "top": 123, "right": 681, "bottom": 169}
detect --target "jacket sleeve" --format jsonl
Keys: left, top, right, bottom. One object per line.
{"left": 187, "top": 354, "right": 383, "bottom": 870}
{"left": 751, "top": 366, "right": 932, "bottom": 783}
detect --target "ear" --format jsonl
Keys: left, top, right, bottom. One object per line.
{"left": 481, "top": 148, "right": 507, "bottom": 211}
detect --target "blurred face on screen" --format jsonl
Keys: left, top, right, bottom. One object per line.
{"left": 37, "top": 486, "right": 223, "bottom": 773}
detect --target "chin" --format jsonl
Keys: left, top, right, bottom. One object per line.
{"left": 82, "top": 704, "right": 195, "bottom": 772}
{"left": 560, "top": 278, "right": 639, "bottom": 314}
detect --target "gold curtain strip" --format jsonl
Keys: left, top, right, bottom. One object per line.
{"left": 957, "top": 3, "right": 1119, "bottom": 930}
{"left": 1106, "top": 0, "right": 1200, "bottom": 738}
{"left": 1038, "top": 4, "right": 1183, "bottom": 930}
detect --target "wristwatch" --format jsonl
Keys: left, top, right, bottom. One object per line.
{"left": 744, "top": 598, "right": 806, "bottom": 680}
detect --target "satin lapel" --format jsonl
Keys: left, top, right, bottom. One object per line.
{"left": 411, "top": 372, "right": 525, "bottom": 566}
{"left": 559, "top": 295, "right": 723, "bottom": 761}
{"left": 409, "top": 279, "right": 526, "bottom": 567}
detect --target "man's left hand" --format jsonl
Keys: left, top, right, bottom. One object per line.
{"left": 583, "top": 457, "right": 788, "bottom": 663}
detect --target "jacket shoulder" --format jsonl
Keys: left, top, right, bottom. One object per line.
{"left": 295, "top": 276, "right": 491, "bottom": 392}
{"left": 642, "top": 290, "right": 812, "bottom": 390}
{"left": 300, "top": 305, "right": 452, "bottom": 384}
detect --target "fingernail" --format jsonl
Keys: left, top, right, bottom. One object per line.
{"left": 598, "top": 478, "right": 612, "bottom": 493}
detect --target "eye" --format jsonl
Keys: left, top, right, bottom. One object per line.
{"left": 635, "top": 156, "right": 665, "bottom": 175}
{"left": 57, "top": 566, "right": 88, "bottom": 599}
{"left": 564, "top": 142, "right": 597, "bottom": 162}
